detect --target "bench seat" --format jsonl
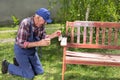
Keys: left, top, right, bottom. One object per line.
{"left": 66, "top": 50, "right": 120, "bottom": 66}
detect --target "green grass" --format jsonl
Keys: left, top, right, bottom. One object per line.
{"left": 1, "top": 42, "right": 120, "bottom": 80}
{"left": 0, "top": 24, "right": 62, "bottom": 39}
{"left": 0, "top": 25, "right": 18, "bottom": 31}
{"left": 0, "top": 32, "right": 16, "bottom": 39}
{"left": 1, "top": 24, "right": 120, "bottom": 80}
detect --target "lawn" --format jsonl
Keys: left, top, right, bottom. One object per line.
{"left": 0, "top": 24, "right": 120, "bottom": 80}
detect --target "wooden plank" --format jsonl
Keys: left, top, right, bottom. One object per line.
{"left": 68, "top": 22, "right": 74, "bottom": 27}
{"left": 96, "top": 27, "right": 99, "bottom": 44}
{"left": 108, "top": 28, "right": 112, "bottom": 45}
{"left": 67, "top": 43, "right": 120, "bottom": 50}
{"left": 66, "top": 50, "right": 120, "bottom": 66}
{"left": 74, "top": 21, "right": 120, "bottom": 28}
{"left": 66, "top": 21, "right": 69, "bottom": 36}
{"left": 89, "top": 27, "right": 93, "bottom": 44}
{"left": 77, "top": 27, "right": 80, "bottom": 43}
{"left": 114, "top": 28, "right": 118, "bottom": 45}
{"left": 66, "top": 56, "right": 120, "bottom": 63}
{"left": 93, "top": 22, "right": 120, "bottom": 28}
{"left": 62, "top": 47, "right": 67, "bottom": 80}
{"left": 102, "top": 28, "right": 105, "bottom": 45}
{"left": 71, "top": 26, "right": 74, "bottom": 43}
{"left": 66, "top": 51, "right": 120, "bottom": 59}
{"left": 74, "top": 21, "right": 94, "bottom": 27}
{"left": 66, "top": 21, "right": 74, "bottom": 36}
{"left": 66, "top": 56, "right": 120, "bottom": 66}
{"left": 83, "top": 27, "right": 87, "bottom": 44}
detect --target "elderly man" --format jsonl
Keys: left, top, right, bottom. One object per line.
{"left": 1, "top": 8, "right": 61, "bottom": 79}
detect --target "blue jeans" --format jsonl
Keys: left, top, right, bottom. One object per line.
{"left": 8, "top": 44, "right": 44, "bottom": 79}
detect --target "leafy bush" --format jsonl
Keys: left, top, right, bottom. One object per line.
{"left": 49, "top": 0, "right": 119, "bottom": 23}
{"left": 11, "top": 15, "right": 19, "bottom": 26}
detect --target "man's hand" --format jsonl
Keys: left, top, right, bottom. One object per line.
{"left": 55, "top": 30, "right": 62, "bottom": 36}
{"left": 47, "top": 30, "right": 61, "bottom": 39}
{"left": 27, "top": 38, "right": 51, "bottom": 48}
{"left": 38, "top": 38, "right": 51, "bottom": 46}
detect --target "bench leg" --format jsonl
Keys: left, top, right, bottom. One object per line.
{"left": 62, "top": 47, "right": 67, "bottom": 80}
{"left": 62, "top": 62, "right": 66, "bottom": 80}
{"left": 64, "top": 63, "right": 66, "bottom": 71}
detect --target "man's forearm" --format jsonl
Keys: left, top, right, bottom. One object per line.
{"left": 48, "top": 33, "right": 57, "bottom": 39}
{"left": 27, "top": 41, "right": 39, "bottom": 48}
{"left": 26, "top": 38, "right": 50, "bottom": 48}
{"left": 48, "top": 30, "right": 61, "bottom": 39}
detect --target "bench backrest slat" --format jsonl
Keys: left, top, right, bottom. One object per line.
{"left": 96, "top": 27, "right": 99, "bottom": 44}
{"left": 102, "top": 28, "right": 105, "bottom": 45}
{"left": 77, "top": 27, "right": 80, "bottom": 43}
{"left": 71, "top": 26, "right": 74, "bottom": 43}
{"left": 108, "top": 28, "right": 112, "bottom": 45}
{"left": 89, "top": 27, "right": 93, "bottom": 44}
{"left": 114, "top": 28, "right": 118, "bottom": 45}
{"left": 83, "top": 26, "right": 87, "bottom": 44}
{"left": 66, "top": 21, "right": 120, "bottom": 49}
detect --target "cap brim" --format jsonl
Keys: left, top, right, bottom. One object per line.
{"left": 46, "top": 19, "right": 52, "bottom": 23}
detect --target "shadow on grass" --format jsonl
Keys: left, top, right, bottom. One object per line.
{"left": 64, "top": 73, "right": 120, "bottom": 80}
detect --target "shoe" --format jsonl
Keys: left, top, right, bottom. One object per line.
{"left": 1, "top": 60, "right": 9, "bottom": 74}
{"left": 13, "top": 57, "right": 19, "bottom": 66}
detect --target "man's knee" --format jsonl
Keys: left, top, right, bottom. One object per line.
{"left": 40, "top": 70, "right": 44, "bottom": 74}
{"left": 36, "top": 69, "right": 44, "bottom": 75}
{"left": 23, "top": 70, "right": 35, "bottom": 79}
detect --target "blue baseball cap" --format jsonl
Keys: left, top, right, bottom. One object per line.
{"left": 35, "top": 8, "right": 52, "bottom": 23}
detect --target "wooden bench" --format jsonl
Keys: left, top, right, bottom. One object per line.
{"left": 61, "top": 21, "right": 120, "bottom": 80}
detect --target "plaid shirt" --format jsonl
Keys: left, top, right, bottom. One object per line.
{"left": 15, "top": 16, "right": 46, "bottom": 48}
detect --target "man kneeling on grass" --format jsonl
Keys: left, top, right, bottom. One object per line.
{"left": 1, "top": 8, "right": 61, "bottom": 80}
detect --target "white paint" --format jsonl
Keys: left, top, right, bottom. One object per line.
{"left": 74, "top": 21, "right": 94, "bottom": 27}
{"left": 60, "top": 37, "right": 67, "bottom": 46}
